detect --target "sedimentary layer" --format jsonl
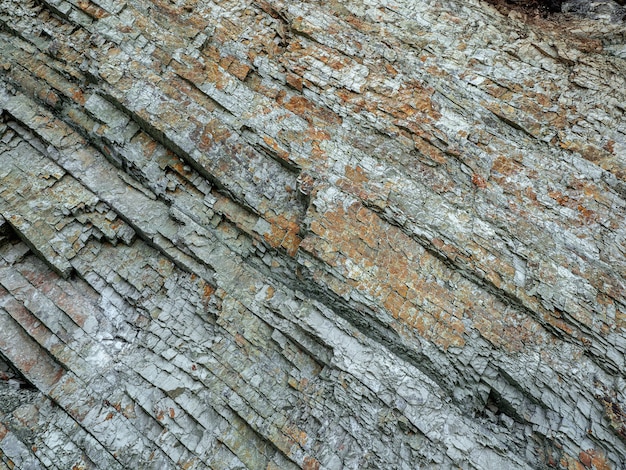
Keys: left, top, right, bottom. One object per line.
{"left": 0, "top": 0, "right": 625, "bottom": 468}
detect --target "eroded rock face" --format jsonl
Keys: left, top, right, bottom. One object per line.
{"left": 0, "top": 0, "right": 624, "bottom": 468}
{"left": 563, "top": 0, "right": 626, "bottom": 21}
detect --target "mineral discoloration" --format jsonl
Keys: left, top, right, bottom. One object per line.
{"left": 0, "top": 0, "right": 625, "bottom": 468}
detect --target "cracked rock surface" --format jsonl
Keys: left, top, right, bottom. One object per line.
{"left": 0, "top": 0, "right": 625, "bottom": 468}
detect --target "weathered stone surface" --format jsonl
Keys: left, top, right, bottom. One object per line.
{"left": 0, "top": 0, "right": 624, "bottom": 468}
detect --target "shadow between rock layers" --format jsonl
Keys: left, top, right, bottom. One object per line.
{"left": 0, "top": 0, "right": 625, "bottom": 468}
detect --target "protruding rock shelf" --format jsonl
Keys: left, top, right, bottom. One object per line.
{"left": 1, "top": 0, "right": 625, "bottom": 468}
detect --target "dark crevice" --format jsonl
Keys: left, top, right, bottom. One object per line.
{"left": 0, "top": 215, "right": 15, "bottom": 248}
{"left": 91, "top": 88, "right": 308, "bottom": 244}
{"left": 0, "top": 351, "right": 37, "bottom": 393}
{"left": 3, "top": 110, "right": 217, "bottom": 284}
{"left": 244, "top": 249, "right": 468, "bottom": 408}
{"left": 359, "top": 198, "right": 624, "bottom": 379}
{"left": 483, "top": 0, "right": 562, "bottom": 17}
{"left": 489, "top": 109, "right": 537, "bottom": 139}
{"left": 172, "top": 71, "right": 235, "bottom": 117}
{"left": 97, "top": 90, "right": 293, "bottom": 225}
{"left": 239, "top": 124, "right": 302, "bottom": 174}
{"left": 482, "top": 388, "right": 525, "bottom": 422}
{"left": 98, "top": 91, "right": 234, "bottom": 196}
{"left": 222, "top": 402, "right": 300, "bottom": 468}
{"left": 33, "top": 0, "right": 72, "bottom": 22}
{"left": 1, "top": 216, "right": 75, "bottom": 279}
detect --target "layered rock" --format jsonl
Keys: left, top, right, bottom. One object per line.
{"left": 0, "top": 0, "right": 625, "bottom": 468}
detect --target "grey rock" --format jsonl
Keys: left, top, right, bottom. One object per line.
{"left": 0, "top": 0, "right": 625, "bottom": 469}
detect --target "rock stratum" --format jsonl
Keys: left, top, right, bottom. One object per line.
{"left": 0, "top": 0, "right": 625, "bottom": 468}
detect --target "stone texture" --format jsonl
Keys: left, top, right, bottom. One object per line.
{"left": 0, "top": 0, "right": 625, "bottom": 468}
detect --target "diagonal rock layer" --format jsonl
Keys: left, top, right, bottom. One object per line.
{"left": 0, "top": 0, "right": 625, "bottom": 468}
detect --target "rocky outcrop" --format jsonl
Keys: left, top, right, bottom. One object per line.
{"left": 0, "top": 0, "right": 625, "bottom": 468}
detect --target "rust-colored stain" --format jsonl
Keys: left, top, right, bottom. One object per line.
{"left": 345, "top": 165, "right": 369, "bottom": 184}
{"left": 203, "top": 282, "right": 216, "bottom": 300}
{"left": 262, "top": 135, "right": 290, "bottom": 161}
{"left": 412, "top": 135, "right": 448, "bottom": 166}
{"left": 123, "top": 403, "right": 135, "bottom": 419}
{"left": 599, "top": 393, "right": 626, "bottom": 440}
{"left": 76, "top": 0, "right": 110, "bottom": 19}
{"left": 280, "top": 229, "right": 302, "bottom": 257}
{"left": 286, "top": 73, "right": 303, "bottom": 91}
{"left": 561, "top": 449, "right": 612, "bottom": 470}
{"left": 71, "top": 88, "right": 86, "bottom": 106}
{"left": 234, "top": 332, "right": 248, "bottom": 348}
{"left": 471, "top": 173, "right": 487, "bottom": 188}
{"left": 548, "top": 190, "right": 569, "bottom": 206}
{"left": 577, "top": 204, "right": 597, "bottom": 223}
{"left": 40, "top": 89, "right": 60, "bottom": 108}
{"left": 191, "top": 119, "right": 231, "bottom": 152}
{"left": 229, "top": 61, "right": 251, "bottom": 81}
{"left": 302, "top": 456, "right": 321, "bottom": 470}
{"left": 284, "top": 95, "right": 342, "bottom": 127}
{"left": 491, "top": 155, "right": 521, "bottom": 176}
{"left": 283, "top": 424, "right": 308, "bottom": 446}
{"left": 0, "top": 0, "right": 623, "bottom": 466}
{"left": 302, "top": 198, "right": 467, "bottom": 350}
{"left": 284, "top": 95, "right": 315, "bottom": 116}
{"left": 265, "top": 285, "right": 275, "bottom": 300}
{"left": 561, "top": 140, "right": 624, "bottom": 182}
{"left": 263, "top": 223, "right": 302, "bottom": 257}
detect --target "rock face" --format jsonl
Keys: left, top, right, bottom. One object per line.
{"left": 0, "top": 0, "right": 625, "bottom": 468}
